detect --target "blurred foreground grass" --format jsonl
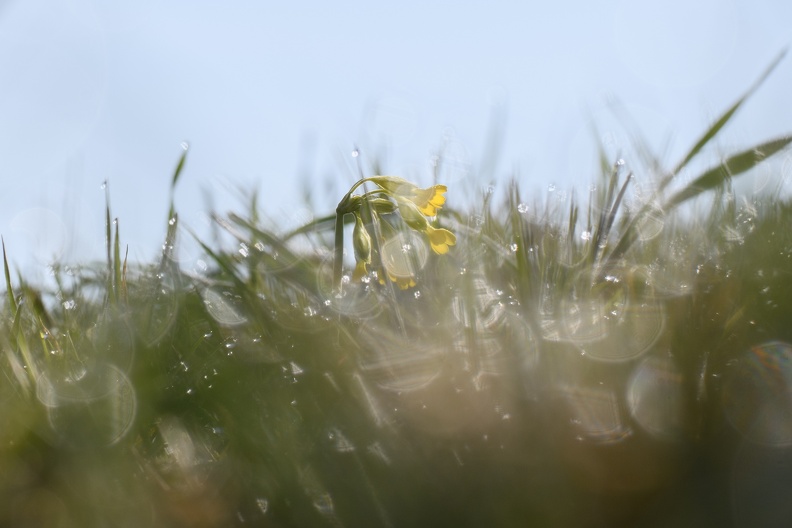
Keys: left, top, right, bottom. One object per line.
{"left": 2, "top": 61, "right": 792, "bottom": 527}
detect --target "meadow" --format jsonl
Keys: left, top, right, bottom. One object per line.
{"left": 1, "top": 57, "right": 791, "bottom": 527}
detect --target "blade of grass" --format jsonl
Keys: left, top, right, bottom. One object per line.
{"left": 664, "top": 135, "right": 792, "bottom": 211}
{"left": 10, "top": 301, "right": 37, "bottom": 387}
{"left": 663, "top": 49, "right": 787, "bottom": 189}
{"left": 607, "top": 135, "right": 792, "bottom": 265}
{"left": 121, "top": 245, "right": 129, "bottom": 304}
{"left": 159, "top": 213, "right": 179, "bottom": 274}
{"left": 113, "top": 218, "right": 122, "bottom": 305}
{"left": 105, "top": 183, "right": 113, "bottom": 291}
{"left": 283, "top": 213, "right": 351, "bottom": 241}
{"left": 2, "top": 237, "right": 17, "bottom": 316}
{"left": 168, "top": 145, "right": 188, "bottom": 220}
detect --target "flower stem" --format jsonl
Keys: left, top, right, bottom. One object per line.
{"left": 333, "top": 210, "right": 345, "bottom": 292}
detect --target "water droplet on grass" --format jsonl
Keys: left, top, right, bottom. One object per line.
{"left": 517, "top": 203, "right": 529, "bottom": 213}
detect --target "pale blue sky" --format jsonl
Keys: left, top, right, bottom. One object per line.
{"left": 0, "top": 0, "right": 790, "bottom": 277}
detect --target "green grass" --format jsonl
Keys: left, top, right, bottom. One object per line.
{"left": 1, "top": 57, "right": 792, "bottom": 527}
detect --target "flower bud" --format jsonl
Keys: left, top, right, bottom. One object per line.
{"left": 352, "top": 213, "right": 372, "bottom": 264}
{"left": 397, "top": 199, "right": 429, "bottom": 232}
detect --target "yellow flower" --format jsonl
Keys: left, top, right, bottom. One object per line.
{"left": 426, "top": 225, "right": 456, "bottom": 255}
{"left": 410, "top": 185, "right": 447, "bottom": 216}
{"left": 378, "top": 270, "right": 417, "bottom": 290}
{"left": 352, "top": 259, "right": 369, "bottom": 281}
{"left": 396, "top": 200, "right": 456, "bottom": 255}
{"left": 368, "top": 176, "right": 447, "bottom": 216}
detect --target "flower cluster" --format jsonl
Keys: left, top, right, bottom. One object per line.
{"left": 335, "top": 176, "right": 456, "bottom": 289}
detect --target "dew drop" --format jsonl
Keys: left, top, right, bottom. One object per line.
{"left": 517, "top": 203, "right": 529, "bottom": 214}
{"left": 509, "top": 243, "right": 518, "bottom": 252}
{"left": 413, "top": 290, "right": 421, "bottom": 299}
{"left": 548, "top": 184, "right": 556, "bottom": 192}
{"left": 615, "top": 158, "right": 625, "bottom": 166}
{"left": 351, "top": 149, "right": 359, "bottom": 158}
{"left": 180, "top": 141, "right": 189, "bottom": 151}
{"left": 100, "top": 180, "right": 107, "bottom": 190}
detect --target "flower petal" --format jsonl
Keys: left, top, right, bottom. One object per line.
{"left": 426, "top": 226, "right": 456, "bottom": 255}
{"left": 412, "top": 185, "right": 447, "bottom": 216}
{"left": 352, "top": 259, "right": 368, "bottom": 281}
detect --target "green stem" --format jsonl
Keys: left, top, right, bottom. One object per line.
{"left": 333, "top": 210, "right": 345, "bottom": 292}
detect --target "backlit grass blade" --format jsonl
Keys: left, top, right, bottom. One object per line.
{"left": 664, "top": 49, "right": 787, "bottom": 187}
{"left": 105, "top": 183, "right": 113, "bottom": 284}
{"left": 168, "top": 145, "right": 188, "bottom": 222}
{"left": 159, "top": 213, "right": 179, "bottom": 273}
{"left": 113, "top": 219, "right": 122, "bottom": 304}
{"left": 171, "top": 144, "right": 188, "bottom": 190}
{"left": 607, "top": 135, "right": 792, "bottom": 265}
{"left": 664, "top": 135, "right": 792, "bottom": 211}
{"left": 10, "top": 300, "right": 36, "bottom": 388}
{"left": 2, "top": 237, "right": 17, "bottom": 316}
{"left": 283, "top": 213, "right": 350, "bottom": 241}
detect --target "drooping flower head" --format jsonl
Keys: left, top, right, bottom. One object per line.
{"left": 334, "top": 174, "right": 455, "bottom": 290}
{"left": 425, "top": 225, "right": 456, "bottom": 255}
{"left": 368, "top": 176, "right": 448, "bottom": 216}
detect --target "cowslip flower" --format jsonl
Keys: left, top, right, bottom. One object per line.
{"left": 378, "top": 270, "right": 417, "bottom": 290}
{"left": 368, "top": 176, "right": 448, "bottom": 216}
{"left": 410, "top": 185, "right": 447, "bottom": 216}
{"left": 425, "top": 225, "right": 456, "bottom": 255}
{"left": 396, "top": 199, "right": 456, "bottom": 255}
{"left": 334, "top": 174, "right": 455, "bottom": 291}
